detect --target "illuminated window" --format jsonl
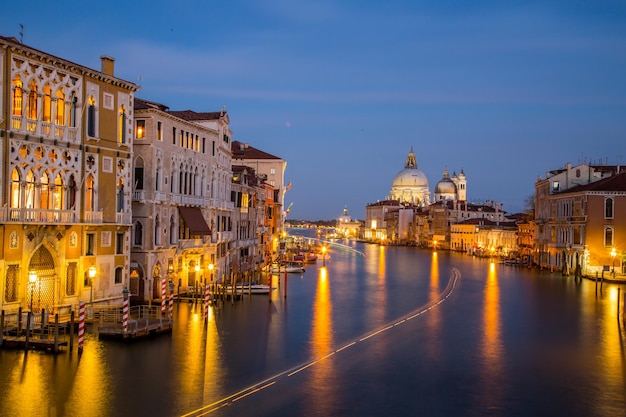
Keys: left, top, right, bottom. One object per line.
{"left": 135, "top": 120, "right": 145, "bottom": 138}
{"left": 552, "top": 181, "right": 559, "bottom": 192}
{"left": 55, "top": 88, "right": 65, "bottom": 125}
{"left": 605, "top": 198, "right": 614, "bottom": 219}
{"left": 25, "top": 170, "right": 36, "bottom": 209}
{"left": 26, "top": 79, "right": 37, "bottom": 120}
{"left": 157, "top": 121, "right": 162, "bottom": 140}
{"left": 85, "top": 174, "right": 95, "bottom": 211}
{"left": 118, "top": 105, "right": 126, "bottom": 144}
{"left": 40, "top": 171, "right": 50, "bottom": 209}
{"left": 12, "top": 76, "right": 23, "bottom": 116}
{"left": 87, "top": 95, "right": 96, "bottom": 137}
{"left": 10, "top": 168, "right": 21, "bottom": 208}
{"left": 53, "top": 174, "right": 64, "bottom": 210}
{"left": 66, "top": 262, "right": 77, "bottom": 296}
{"left": 43, "top": 84, "right": 52, "bottom": 122}
{"left": 605, "top": 227, "right": 614, "bottom": 247}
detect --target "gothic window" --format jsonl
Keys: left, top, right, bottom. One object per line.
{"left": 85, "top": 174, "right": 95, "bottom": 211}
{"left": 69, "top": 94, "right": 78, "bottom": 128}
{"left": 12, "top": 76, "right": 23, "bottom": 116}
{"left": 134, "top": 158, "right": 144, "bottom": 190}
{"left": 68, "top": 175, "right": 77, "bottom": 209}
{"left": 118, "top": 105, "right": 126, "bottom": 144}
{"left": 155, "top": 159, "right": 161, "bottom": 191}
{"left": 605, "top": 198, "right": 614, "bottom": 219}
{"left": 55, "top": 88, "right": 65, "bottom": 125}
{"left": 155, "top": 215, "right": 161, "bottom": 246}
{"left": 117, "top": 178, "right": 125, "bottom": 212}
{"left": 87, "top": 95, "right": 96, "bottom": 137}
{"left": 40, "top": 171, "right": 50, "bottom": 209}
{"left": 135, "top": 119, "right": 145, "bottom": 138}
{"left": 53, "top": 174, "right": 64, "bottom": 210}
{"left": 43, "top": 84, "right": 52, "bottom": 123}
{"left": 26, "top": 79, "right": 37, "bottom": 120}
{"left": 134, "top": 222, "right": 143, "bottom": 246}
{"left": 169, "top": 216, "right": 176, "bottom": 245}
{"left": 10, "top": 168, "right": 21, "bottom": 208}
{"left": 25, "top": 169, "right": 36, "bottom": 209}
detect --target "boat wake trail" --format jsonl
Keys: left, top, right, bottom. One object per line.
{"left": 181, "top": 267, "right": 462, "bottom": 416}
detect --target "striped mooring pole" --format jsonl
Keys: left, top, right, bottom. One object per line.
{"left": 168, "top": 280, "right": 174, "bottom": 317}
{"left": 204, "top": 284, "right": 210, "bottom": 320}
{"left": 161, "top": 279, "right": 167, "bottom": 315}
{"left": 78, "top": 302, "right": 85, "bottom": 353}
{"left": 122, "top": 287, "right": 129, "bottom": 334}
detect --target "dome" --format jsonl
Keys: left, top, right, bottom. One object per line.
{"left": 389, "top": 147, "right": 431, "bottom": 206}
{"left": 434, "top": 167, "right": 457, "bottom": 201}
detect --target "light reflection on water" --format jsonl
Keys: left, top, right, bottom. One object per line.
{"left": 1, "top": 237, "right": 625, "bottom": 417}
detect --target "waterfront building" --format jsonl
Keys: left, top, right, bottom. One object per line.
{"left": 534, "top": 162, "right": 625, "bottom": 275}
{"left": 0, "top": 36, "right": 138, "bottom": 313}
{"left": 231, "top": 140, "right": 287, "bottom": 253}
{"left": 335, "top": 206, "right": 361, "bottom": 239}
{"left": 131, "top": 98, "right": 233, "bottom": 302}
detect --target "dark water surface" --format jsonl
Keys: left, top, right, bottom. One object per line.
{"left": 1, "top": 238, "right": 625, "bottom": 416}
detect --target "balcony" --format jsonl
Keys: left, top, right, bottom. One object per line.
{"left": 84, "top": 211, "right": 103, "bottom": 223}
{"left": 116, "top": 212, "right": 132, "bottom": 225}
{"left": 1, "top": 207, "right": 77, "bottom": 223}
{"left": 178, "top": 238, "right": 206, "bottom": 250}
{"left": 11, "top": 115, "right": 78, "bottom": 142}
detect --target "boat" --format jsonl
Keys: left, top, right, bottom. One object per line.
{"left": 270, "top": 262, "right": 305, "bottom": 273}
{"left": 226, "top": 283, "right": 275, "bottom": 295}
{"left": 304, "top": 253, "right": 318, "bottom": 263}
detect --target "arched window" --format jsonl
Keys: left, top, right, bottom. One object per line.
{"left": 605, "top": 227, "right": 614, "bottom": 247}
{"left": 155, "top": 159, "right": 161, "bottom": 192}
{"left": 53, "top": 174, "right": 64, "bottom": 210}
{"left": 118, "top": 105, "right": 126, "bottom": 144}
{"left": 605, "top": 197, "right": 614, "bottom": 219}
{"left": 12, "top": 76, "right": 23, "bottom": 116}
{"left": 69, "top": 93, "right": 78, "bottom": 128}
{"left": 134, "top": 222, "right": 143, "bottom": 246}
{"left": 115, "top": 267, "right": 123, "bottom": 284}
{"left": 85, "top": 174, "right": 95, "bottom": 211}
{"left": 25, "top": 169, "right": 36, "bottom": 209}
{"left": 87, "top": 95, "right": 96, "bottom": 137}
{"left": 43, "top": 84, "right": 52, "bottom": 123}
{"left": 117, "top": 178, "right": 125, "bottom": 212}
{"left": 55, "top": 88, "right": 65, "bottom": 125}
{"left": 155, "top": 215, "right": 161, "bottom": 246}
{"left": 169, "top": 215, "right": 176, "bottom": 245}
{"left": 10, "top": 168, "right": 21, "bottom": 208}
{"left": 134, "top": 157, "right": 144, "bottom": 190}
{"left": 26, "top": 79, "right": 38, "bottom": 120}
{"left": 40, "top": 171, "right": 50, "bottom": 209}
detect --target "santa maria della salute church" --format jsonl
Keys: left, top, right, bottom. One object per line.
{"left": 364, "top": 146, "right": 511, "bottom": 247}
{"left": 388, "top": 147, "right": 467, "bottom": 206}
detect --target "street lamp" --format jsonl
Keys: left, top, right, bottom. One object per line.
{"left": 611, "top": 247, "right": 617, "bottom": 276}
{"left": 322, "top": 246, "right": 327, "bottom": 266}
{"left": 88, "top": 265, "right": 97, "bottom": 304}
{"left": 28, "top": 270, "right": 37, "bottom": 311}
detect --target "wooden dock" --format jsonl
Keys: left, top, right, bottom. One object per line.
{"left": 1, "top": 309, "right": 73, "bottom": 353}
{"left": 95, "top": 305, "right": 173, "bottom": 341}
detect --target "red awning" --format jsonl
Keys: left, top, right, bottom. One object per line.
{"left": 178, "top": 207, "right": 211, "bottom": 235}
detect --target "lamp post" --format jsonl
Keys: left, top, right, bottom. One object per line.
{"left": 611, "top": 247, "right": 617, "bottom": 276}
{"left": 88, "top": 265, "right": 97, "bottom": 305}
{"left": 28, "top": 270, "right": 37, "bottom": 311}
{"left": 322, "top": 246, "right": 327, "bottom": 266}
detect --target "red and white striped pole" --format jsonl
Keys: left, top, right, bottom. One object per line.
{"left": 122, "top": 287, "right": 129, "bottom": 334}
{"left": 204, "top": 284, "right": 210, "bottom": 320}
{"left": 161, "top": 279, "right": 166, "bottom": 315}
{"left": 78, "top": 302, "right": 85, "bottom": 353}
{"left": 169, "top": 284, "right": 174, "bottom": 317}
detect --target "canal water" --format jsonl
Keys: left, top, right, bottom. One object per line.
{"left": 1, "top": 236, "right": 625, "bottom": 417}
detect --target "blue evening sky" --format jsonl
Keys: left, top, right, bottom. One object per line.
{"left": 3, "top": 1, "right": 625, "bottom": 220}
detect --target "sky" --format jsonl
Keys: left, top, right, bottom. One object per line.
{"left": 3, "top": 1, "right": 626, "bottom": 220}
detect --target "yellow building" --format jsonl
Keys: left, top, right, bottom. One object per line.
{"left": 1, "top": 36, "right": 138, "bottom": 313}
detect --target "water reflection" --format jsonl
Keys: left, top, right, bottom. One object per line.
{"left": 424, "top": 251, "right": 442, "bottom": 358}
{"left": 307, "top": 265, "right": 337, "bottom": 413}
{"left": 479, "top": 261, "right": 503, "bottom": 410}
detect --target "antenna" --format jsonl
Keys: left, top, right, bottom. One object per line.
{"left": 19, "top": 24, "right": 24, "bottom": 43}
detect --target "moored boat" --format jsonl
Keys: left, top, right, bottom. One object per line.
{"left": 270, "top": 262, "right": 305, "bottom": 273}
{"left": 226, "top": 283, "right": 275, "bottom": 294}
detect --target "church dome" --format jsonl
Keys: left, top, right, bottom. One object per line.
{"left": 434, "top": 167, "right": 457, "bottom": 201}
{"left": 389, "top": 147, "right": 430, "bottom": 206}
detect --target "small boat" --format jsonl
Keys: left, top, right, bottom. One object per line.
{"left": 270, "top": 262, "right": 305, "bottom": 273}
{"left": 227, "top": 283, "right": 275, "bottom": 294}
{"left": 304, "top": 253, "right": 318, "bottom": 263}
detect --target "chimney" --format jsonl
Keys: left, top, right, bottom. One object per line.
{"left": 100, "top": 55, "right": 115, "bottom": 76}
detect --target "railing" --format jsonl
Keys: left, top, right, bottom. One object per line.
{"left": 116, "top": 212, "right": 132, "bottom": 225}
{"left": 133, "top": 190, "right": 145, "bottom": 202}
{"left": 178, "top": 238, "right": 205, "bottom": 249}
{"left": 10, "top": 116, "right": 78, "bottom": 142}
{"left": 84, "top": 211, "right": 103, "bottom": 223}
{"left": 1, "top": 207, "right": 77, "bottom": 223}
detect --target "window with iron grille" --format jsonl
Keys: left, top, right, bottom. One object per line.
{"left": 66, "top": 262, "right": 77, "bottom": 295}
{"left": 5, "top": 265, "right": 18, "bottom": 302}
